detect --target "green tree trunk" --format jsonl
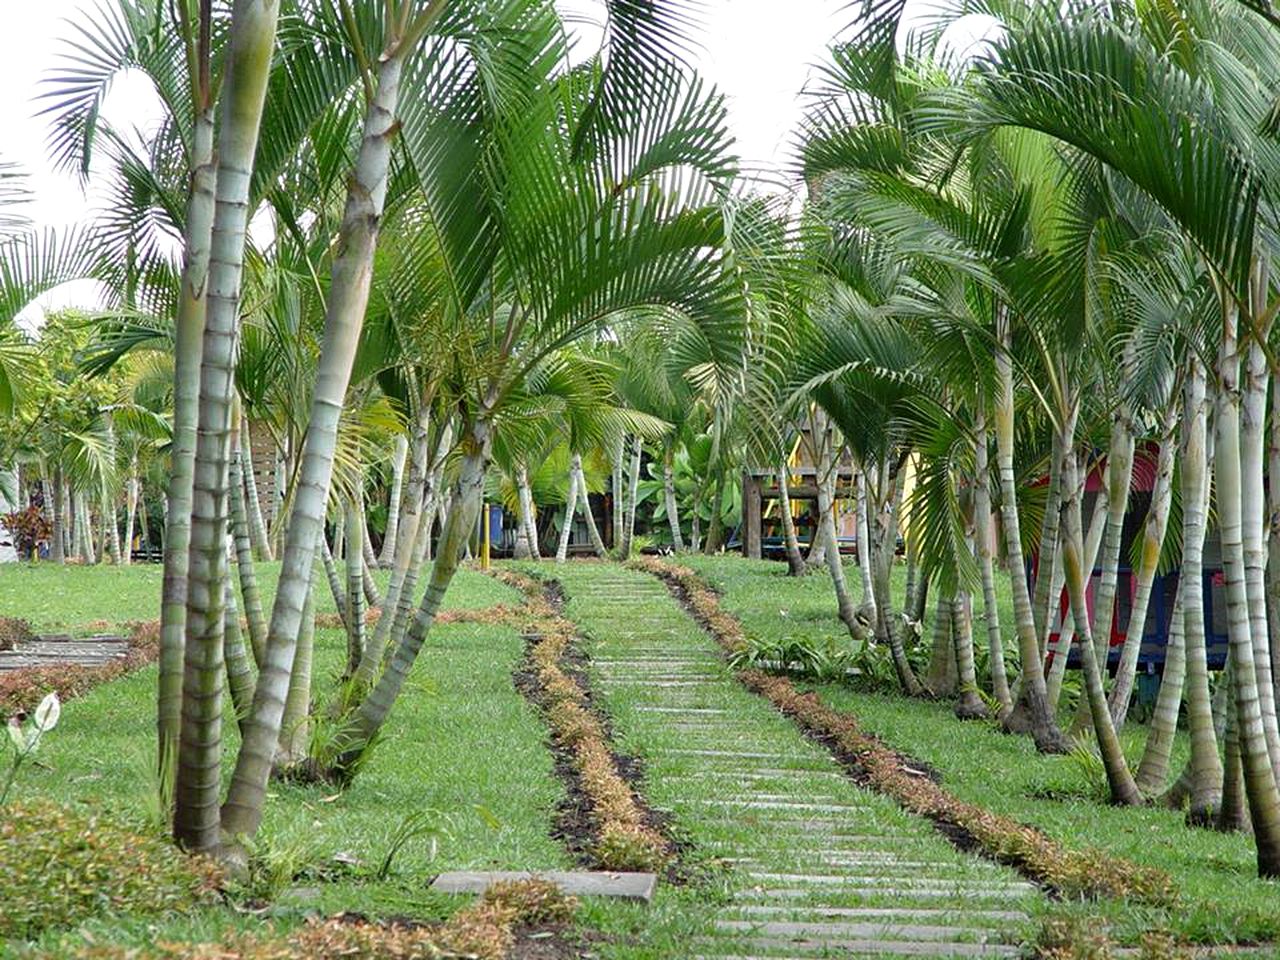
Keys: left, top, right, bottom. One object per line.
{"left": 229, "top": 418, "right": 268, "bottom": 666}
{"left": 1046, "top": 474, "right": 1108, "bottom": 710}
{"left": 276, "top": 574, "right": 315, "bottom": 768}
{"left": 345, "top": 499, "right": 365, "bottom": 678}
{"left": 1135, "top": 582, "right": 1185, "bottom": 794}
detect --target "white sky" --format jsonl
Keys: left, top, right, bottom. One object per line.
{"left": 2, "top": 2, "right": 986, "bottom": 320}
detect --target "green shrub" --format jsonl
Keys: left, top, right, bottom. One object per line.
{"left": 0, "top": 800, "right": 223, "bottom": 941}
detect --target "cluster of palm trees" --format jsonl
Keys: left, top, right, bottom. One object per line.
{"left": 3, "top": 0, "right": 1280, "bottom": 882}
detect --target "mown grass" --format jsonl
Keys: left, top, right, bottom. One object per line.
{"left": 0, "top": 559, "right": 514, "bottom": 633}
{"left": 3, "top": 563, "right": 582, "bottom": 955}
{"left": 683, "top": 553, "right": 1280, "bottom": 947}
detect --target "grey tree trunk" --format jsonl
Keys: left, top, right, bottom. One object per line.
{"left": 276, "top": 573, "right": 315, "bottom": 768}
{"left": 624, "top": 436, "right": 643, "bottom": 557}
{"left": 973, "top": 405, "right": 1011, "bottom": 715}
{"left": 777, "top": 458, "right": 805, "bottom": 576}
{"left": 856, "top": 468, "right": 876, "bottom": 612}
{"left": 1045, "top": 473, "right": 1108, "bottom": 710}
{"left": 662, "top": 443, "right": 684, "bottom": 551}
{"left": 240, "top": 418, "right": 272, "bottom": 561}
{"left": 611, "top": 434, "right": 625, "bottom": 551}
{"left": 220, "top": 32, "right": 414, "bottom": 848}
{"left": 229, "top": 421, "right": 268, "bottom": 665}
{"left": 573, "top": 455, "right": 607, "bottom": 558}
{"left": 555, "top": 464, "right": 579, "bottom": 564}
{"left": 345, "top": 499, "right": 365, "bottom": 678}
{"left": 994, "top": 313, "right": 1067, "bottom": 753}
{"left": 50, "top": 466, "right": 64, "bottom": 564}
{"left": 173, "top": 0, "right": 279, "bottom": 854}
{"left": 378, "top": 434, "right": 409, "bottom": 567}
{"left": 925, "top": 594, "right": 957, "bottom": 697}
{"left": 1136, "top": 581, "right": 1185, "bottom": 794}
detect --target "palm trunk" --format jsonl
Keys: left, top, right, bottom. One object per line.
{"left": 974, "top": 404, "right": 1012, "bottom": 715}
{"left": 240, "top": 418, "right": 272, "bottom": 561}
{"left": 1216, "top": 303, "right": 1280, "bottom": 874}
{"left": 345, "top": 499, "right": 365, "bottom": 678}
{"left": 663, "top": 443, "right": 684, "bottom": 551}
{"left": 341, "top": 419, "right": 489, "bottom": 769}
{"left": 121, "top": 459, "right": 136, "bottom": 564}
{"left": 355, "top": 412, "right": 442, "bottom": 687}
{"left": 778, "top": 457, "right": 805, "bottom": 576}
{"left": 994, "top": 314, "right": 1067, "bottom": 753}
{"left": 925, "top": 594, "right": 957, "bottom": 697}
{"left": 223, "top": 571, "right": 255, "bottom": 728}
{"left": 361, "top": 503, "right": 379, "bottom": 573}
{"left": 50, "top": 466, "right": 64, "bottom": 564}
{"left": 625, "top": 436, "right": 643, "bottom": 556}
{"left": 276, "top": 572, "right": 315, "bottom": 768}
{"left": 1180, "top": 361, "right": 1222, "bottom": 820}
{"left": 1060, "top": 439, "right": 1142, "bottom": 805}
{"left": 611, "top": 434, "right": 625, "bottom": 551}
{"left": 1220, "top": 681, "right": 1250, "bottom": 833}
{"left": 1135, "top": 581, "right": 1185, "bottom": 794}
{"left": 1109, "top": 393, "right": 1178, "bottom": 727}
{"left": 220, "top": 32, "right": 410, "bottom": 847}
{"left": 172, "top": 0, "right": 280, "bottom": 854}
{"left": 704, "top": 463, "right": 726, "bottom": 554}
{"left": 555, "top": 463, "right": 579, "bottom": 563}
{"left": 1241, "top": 336, "right": 1280, "bottom": 775}
{"left": 871, "top": 456, "right": 923, "bottom": 696}
{"left": 817, "top": 440, "right": 864, "bottom": 643}
{"left": 856, "top": 468, "right": 876, "bottom": 611}
{"left": 229, "top": 418, "right": 268, "bottom": 665}
{"left": 1046, "top": 473, "right": 1108, "bottom": 710}
{"left": 1031, "top": 427, "right": 1067, "bottom": 654}
{"left": 514, "top": 463, "right": 540, "bottom": 560}
{"left": 321, "top": 536, "right": 347, "bottom": 621}
{"left": 1071, "top": 399, "right": 1136, "bottom": 733}
{"left": 573, "top": 454, "right": 607, "bottom": 558}
{"left": 378, "top": 434, "right": 409, "bottom": 567}
{"left": 953, "top": 592, "right": 986, "bottom": 719}
{"left": 158, "top": 91, "right": 213, "bottom": 780}
{"left": 361, "top": 550, "right": 381, "bottom": 608}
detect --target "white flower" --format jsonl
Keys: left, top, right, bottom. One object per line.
{"left": 33, "top": 693, "right": 60, "bottom": 733}
{"left": 5, "top": 718, "right": 23, "bottom": 751}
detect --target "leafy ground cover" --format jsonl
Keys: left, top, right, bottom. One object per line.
{"left": 682, "top": 554, "right": 1280, "bottom": 948}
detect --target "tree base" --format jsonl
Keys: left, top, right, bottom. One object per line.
{"left": 954, "top": 694, "right": 988, "bottom": 721}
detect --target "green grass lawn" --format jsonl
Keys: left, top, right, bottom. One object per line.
{"left": 5, "top": 563, "right": 579, "bottom": 955}
{"left": 0, "top": 559, "right": 515, "bottom": 632}
{"left": 682, "top": 553, "right": 1280, "bottom": 947}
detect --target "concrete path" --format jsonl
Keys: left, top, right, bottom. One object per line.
{"left": 556, "top": 564, "right": 1039, "bottom": 959}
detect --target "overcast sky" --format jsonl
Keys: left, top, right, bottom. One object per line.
{"left": 3, "top": 2, "right": 987, "bottom": 318}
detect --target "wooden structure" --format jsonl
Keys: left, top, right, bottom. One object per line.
{"left": 740, "top": 467, "right": 857, "bottom": 560}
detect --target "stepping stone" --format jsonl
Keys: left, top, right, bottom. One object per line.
{"left": 430, "top": 870, "right": 657, "bottom": 902}
{"left": 696, "top": 799, "right": 866, "bottom": 813}
{"left": 714, "top": 919, "right": 998, "bottom": 942}
{"left": 744, "top": 873, "right": 1032, "bottom": 892}
{"left": 728, "top": 905, "right": 1030, "bottom": 923}
{"left": 735, "top": 887, "right": 1031, "bottom": 902}
{"left": 695, "top": 939, "right": 1018, "bottom": 957}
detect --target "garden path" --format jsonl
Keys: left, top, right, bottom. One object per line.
{"left": 554, "top": 563, "right": 1041, "bottom": 960}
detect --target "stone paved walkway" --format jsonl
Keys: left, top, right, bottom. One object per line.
{"left": 555, "top": 564, "right": 1040, "bottom": 959}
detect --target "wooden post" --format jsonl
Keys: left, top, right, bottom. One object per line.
{"left": 744, "top": 471, "right": 762, "bottom": 560}
{"left": 481, "top": 502, "right": 491, "bottom": 571}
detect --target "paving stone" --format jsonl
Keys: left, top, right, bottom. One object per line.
{"left": 430, "top": 870, "right": 656, "bottom": 902}
{"left": 744, "top": 872, "right": 1032, "bottom": 891}
{"left": 695, "top": 939, "right": 1018, "bottom": 958}
{"left": 714, "top": 919, "right": 1000, "bottom": 942}
{"left": 727, "top": 904, "right": 1029, "bottom": 923}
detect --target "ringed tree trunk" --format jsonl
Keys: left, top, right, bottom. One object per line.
{"left": 870, "top": 455, "right": 923, "bottom": 696}
{"left": 573, "top": 454, "right": 607, "bottom": 558}
{"left": 173, "top": 0, "right": 280, "bottom": 854}
{"left": 1045, "top": 473, "right": 1109, "bottom": 711}
{"left": 856, "top": 468, "right": 876, "bottom": 614}
{"left": 994, "top": 313, "right": 1068, "bottom": 753}
{"left": 321, "top": 536, "right": 347, "bottom": 620}
{"left": 662, "top": 441, "right": 684, "bottom": 551}
{"left": 157, "top": 86, "right": 213, "bottom": 779}
{"left": 1109, "top": 385, "right": 1178, "bottom": 727}
{"left": 624, "top": 435, "right": 643, "bottom": 556}
{"left": 1059, "top": 438, "right": 1142, "bottom": 805}
{"left": 816, "top": 434, "right": 865, "bottom": 645}
{"left": 240, "top": 417, "right": 272, "bottom": 561}
{"left": 340, "top": 417, "right": 491, "bottom": 770}
{"left": 1071, "top": 393, "right": 1136, "bottom": 734}
{"left": 1241, "top": 334, "right": 1280, "bottom": 776}
{"left": 219, "top": 34, "right": 413, "bottom": 850}
{"left": 514, "top": 463, "right": 540, "bottom": 560}
{"left": 122, "top": 455, "right": 137, "bottom": 564}
{"left": 1136, "top": 581, "right": 1185, "bottom": 794}
{"left": 611, "top": 434, "right": 625, "bottom": 551}
{"left": 973, "top": 403, "right": 1012, "bottom": 716}
{"left": 50, "top": 465, "right": 65, "bottom": 564}
{"left": 378, "top": 433, "right": 409, "bottom": 567}
{"left": 1031, "top": 425, "right": 1067, "bottom": 655}
{"left": 345, "top": 498, "right": 366, "bottom": 678}
{"left": 555, "top": 460, "right": 579, "bottom": 564}
{"left": 229, "top": 422, "right": 269, "bottom": 665}
{"left": 952, "top": 592, "right": 987, "bottom": 719}
{"left": 276, "top": 571, "right": 315, "bottom": 768}
{"left": 777, "top": 457, "right": 805, "bottom": 576}
{"left": 925, "top": 594, "right": 957, "bottom": 697}
{"left": 1217, "top": 303, "right": 1280, "bottom": 874}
